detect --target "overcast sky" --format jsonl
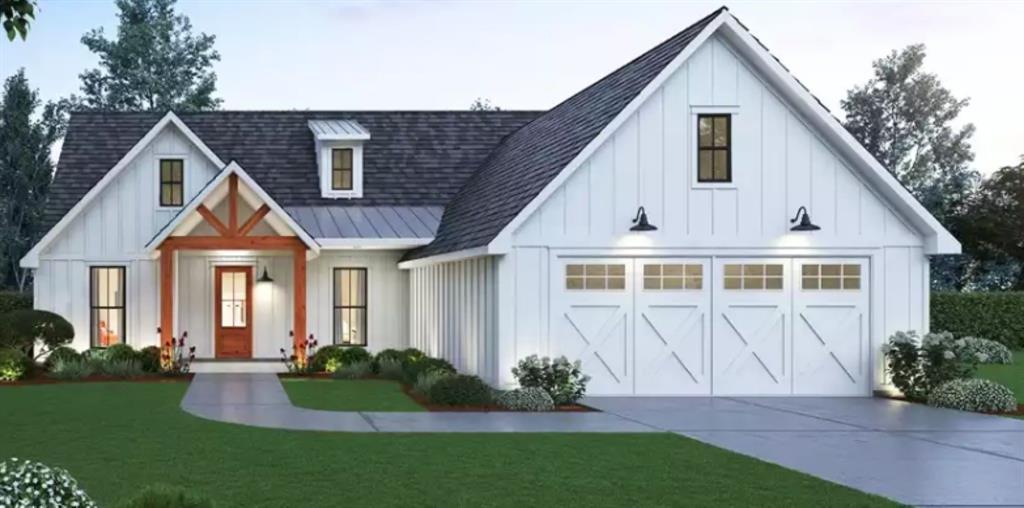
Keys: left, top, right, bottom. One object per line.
{"left": 2, "top": 0, "right": 1021, "bottom": 173}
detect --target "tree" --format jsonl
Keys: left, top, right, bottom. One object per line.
{"left": 469, "top": 97, "right": 500, "bottom": 111}
{"left": 1, "top": 0, "right": 34, "bottom": 41}
{"left": 72, "top": 0, "right": 221, "bottom": 112}
{"left": 0, "top": 69, "right": 61, "bottom": 291}
{"left": 959, "top": 159, "right": 1024, "bottom": 289}
{"left": 841, "top": 45, "right": 981, "bottom": 290}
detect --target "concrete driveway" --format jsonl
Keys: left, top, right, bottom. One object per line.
{"left": 583, "top": 396, "right": 1024, "bottom": 507}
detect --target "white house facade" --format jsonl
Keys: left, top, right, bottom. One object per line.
{"left": 23, "top": 8, "right": 957, "bottom": 396}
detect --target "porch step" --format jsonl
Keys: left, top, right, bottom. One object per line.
{"left": 190, "top": 359, "right": 286, "bottom": 374}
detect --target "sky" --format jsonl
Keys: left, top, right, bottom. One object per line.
{"left": 1, "top": 0, "right": 1021, "bottom": 174}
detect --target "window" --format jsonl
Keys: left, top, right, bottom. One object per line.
{"left": 331, "top": 148, "right": 354, "bottom": 191}
{"left": 90, "top": 267, "right": 126, "bottom": 347}
{"left": 219, "top": 271, "right": 248, "bottom": 328}
{"left": 565, "top": 264, "right": 626, "bottom": 290}
{"left": 724, "top": 264, "right": 783, "bottom": 290}
{"left": 159, "top": 159, "right": 184, "bottom": 207}
{"left": 697, "top": 114, "right": 731, "bottom": 182}
{"left": 333, "top": 268, "right": 367, "bottom": 346}
{"left": 643, "top": 264, "right": 703, "bottom": 290}
{"left": 802, "top": 264, "right": 861, "bottom": 290}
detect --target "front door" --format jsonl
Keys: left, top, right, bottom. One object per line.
{"left": 215, "top": 266, "right": 253, "bottom": 358}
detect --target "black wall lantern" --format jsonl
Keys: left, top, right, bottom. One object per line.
{"left": 630, "top": 206, "right": 658, "bottom": 232}
{"left": 257, "top": 266, "right": 274, "bottom": 283}
{"left": 789, "top": 206, "right": 821, "bottom": 232}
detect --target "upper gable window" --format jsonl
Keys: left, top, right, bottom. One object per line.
{"left": 159, "top": 159, "right": 184, "bottom": 207}
{"left": 309, "top": 120, "right": 370, "bottom": 199}
{"left": 697, "top": 114, "right": 731, "bottom": 183}
{"left": 332, "top": 148, "right": 354, "bottom": 191}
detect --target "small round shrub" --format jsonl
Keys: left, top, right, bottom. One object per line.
{"left": 401, "top": 348, "right": 426, "bottom": 363}
{"left": 0, "top": 457, "right": 97, "bottom": 507}
{"left": 376, "top": 358, "right": 405, "bottom": 380}
{"left": 139, "top": 346, "right": 162, "bottom": 373}
{"left": 311, "top": 345, "right": 346, "bottom": 373}
{"left": 105, "top": 343, "right": 137, "bottom": 363}
{"left": 927, "top": 378, "right": 1017, "bottom": 413}
{"left": 959, "top": 336, "right": 1013, "bottom": 365}
{"left": 0, "top": 309, "right": 74, "bottom": 356}
{"left": 402, "top": 356, "right": 456, "bottom": 384}
{"left": 44, "top": 346, "right": 81, "bottom": 371}
{"left": 49, "top": 358, "right": 95, "bottom": 381}
{"left": 0, "top": 347, "right": 28, "bottom": 382}
{"left": 496, "top": 387, "right": 555, "bottom": 412}
{"left": 374, "top": 348, "right": 405, "bottom": 365}
{"left": 331, "top": 360, "right": 373, "bottom": 380}
{"left": 340, "top": 347, "right": 372, "bottom": 365}
{"left": 412, "top": 369, "right": 451, "bottom": 395}
{"left": 82, "top": 348, "right": 108, "bottom": 361}
{"left": 428, "top": 374, "right": 493, "bottom": 406}
{"left": 116, "top": 484, "right": 215, "bottom": 508}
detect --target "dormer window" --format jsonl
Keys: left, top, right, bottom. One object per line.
{"left": 309, "top": 119, "right": 370, "bottom": 199}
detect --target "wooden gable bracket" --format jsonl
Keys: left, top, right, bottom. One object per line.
{"left": 194, "top": 174, "right": 273, "bottom": 238}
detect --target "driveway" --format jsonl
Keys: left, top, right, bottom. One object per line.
{"left": 583, "top": 396, "right": 1024, "bottom": 507}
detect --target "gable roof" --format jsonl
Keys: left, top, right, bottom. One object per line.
{"left": 403, "top": 7, "right": 725, "bottom": 261}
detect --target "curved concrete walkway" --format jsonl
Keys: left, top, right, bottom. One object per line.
{"left": 180, "top": 373, "right": 658, "bottom": 433}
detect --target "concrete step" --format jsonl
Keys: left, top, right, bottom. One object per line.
{"left": 190, "top": 359, "right": 286, "bottom": 373}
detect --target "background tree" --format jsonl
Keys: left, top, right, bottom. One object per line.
{"left": 1, "top": 0, "right": 34, "bottom": 41}
{"left": 469, "top": 97, "right": 500, "bottom": 111}
{"left": 0, "top": 69, "right": 61, "bottom": 291}
{"left": 958, "top": 159, "right": 1024, "bottom": 289}
{"left": 71, "top": 0, "right": 221, "bottom": 111}
{"left": 841, "top": 44, "right": 982, "bottom": 290}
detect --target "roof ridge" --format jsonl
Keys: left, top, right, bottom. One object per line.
{"left": 67, "top": 109, "right": 547, "bottom": 115}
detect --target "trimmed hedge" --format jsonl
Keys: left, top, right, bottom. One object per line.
{"left": 0, "top": 291, "right": 31, "bottom": 315}
{"left": 932, "top": 292, "right": 1024, "bottom": 349}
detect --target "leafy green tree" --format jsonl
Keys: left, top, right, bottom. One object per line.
{"left": 959, "top": 159, "right": 1024, "bottom": 289}
{"left": 0, "top": 69, "right": 61, "bottom": 291}
{"left": 841, "top": 44, "right": 981, "bottom": 290}
{"left": 469, "top": 98, "right": 500, "bottom": 111}
{"left": 71, "top": 0, "right": 221, "bottom": 111}
{"left": 1, "top": 0, "right": 34, "bottom": 41}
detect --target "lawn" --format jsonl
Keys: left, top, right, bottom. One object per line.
{"left": 0, "top": 383, "right": 898, "bottom": 507}
{"left": 281, "top": 378, "right": 424, "bottom": 412}
{"left": 976, "top": 350, "right": 1024, "bottom": 415}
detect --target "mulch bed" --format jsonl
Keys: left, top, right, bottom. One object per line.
{"left": 277, "top": 372, "right": 333, "bottom": 380}
{"left": 0, "top": 373, "right": 194, "bottom": 386}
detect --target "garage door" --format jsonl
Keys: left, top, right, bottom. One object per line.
{"left": 551, "top": 256, "right": 869, "bottom": 396}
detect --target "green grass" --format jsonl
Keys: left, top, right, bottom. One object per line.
{"left": 282, "top": 378, "right": 424, "bottom": 412}
{"left": 976, "top": 350, "right": 1024, "bottom": 418}
{"left": 0, "top": 383, "right": 898, "bottom": 507}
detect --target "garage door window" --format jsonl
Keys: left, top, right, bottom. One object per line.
{"left": 724, "top": 264, "right": 783, "bottom": 290}
{"left": 643, "top": 264, "right": 702, "bottom": 290}
{"left": 566, "top": 264, "right": 625, "bottom": 290}
{"left": 802, "top": 264, "right": 861, "bottom": 290}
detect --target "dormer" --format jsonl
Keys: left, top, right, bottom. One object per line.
{"left": 308, "top": 119, "right": 371, "bottom": 199}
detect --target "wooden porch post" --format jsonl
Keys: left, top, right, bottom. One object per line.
{"left": 159, "top": 245, "right": 174, "bottom": 351}
{"left": 293, "top": 245, "right": 307, "bottom": 361}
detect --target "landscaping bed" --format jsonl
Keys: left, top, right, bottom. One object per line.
{"left": 1, "top": 373, "right": 193, "bottom": 386}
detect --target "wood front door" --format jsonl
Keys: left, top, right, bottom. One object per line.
{"left": 215, "top": 266, "right": 253, "bottom": 358}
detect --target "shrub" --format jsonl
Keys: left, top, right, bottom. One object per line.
{"left": 0, "top": 457, "right": 97, "bottom": 507}
{"left": 0, "top": 291, "right": 32, "bottom": 315}
{"left": 0, "top": 348, "right": 28, "bottom": 382}
{"left": 311, "top": 345, "right": 346, "bottom": 373}
{"left": 101, "top": 359, "right": 145, "bottom": 378}
{"left": 883, "top": 330, "right": 980, "bottom": 401}
{"left": 0, "top": 309, "right": 74, "bottom": 360}
{"left": 959, "top": 336, "right": 1013, "bottom": 365}
{"left": 401, "top": 348, "right": 426, "bottom": 363}
{"left": 374, "top": 348, "right": 406, "bottom": 366}
{"left": 139, "top": 346, "right": 162, "bottom": 373}
{"left": 932, "top": 292, "right": 1024, "bottom": 349}
{"left": 105, "top": 343, "right": 138, "bottom": 363}
{"left": 376, "top": 358, "right": 405, "bottom": 380}
{"left": 512, "top": 355, "right": 590, "bottom": 405}
{"left": 44, "top": 346, "right": 81, "bottom": 371}
{"left": 82, "top": 348, "right": 108, "bottom": 361}
{"left": 428, "top": 374, "right": 493, "bottom": 406}
{"left": 412, "top": 369, "right": 451, "bottom": 395}
{"left": 496, "top": 387, "right": 555, "bottom": 412}
{"left": 927, "top": 378, "right": 1017, "bottom": 413}
{"left": 49, "top": 358, "right": 95, "bottom": 381}
{"left": 402, "top": 356, "right": 456, "bottom": 385}
{"left": 331, "top": 360, "right": 373, "bottom": 380}
{"left": 116, "top": 484, "right": 215, "bottom": 508}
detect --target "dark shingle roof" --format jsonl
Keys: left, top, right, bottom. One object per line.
{"left": 44, "top": 110, "right": 540, "bottom": 232}
{"left": 405, "top": 8, "right": 724, "bottom": 260}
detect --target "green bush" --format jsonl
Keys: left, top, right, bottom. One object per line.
{"left": 959, "top": 337, "right": 1014, "bottom": 365}
{"left": 373, "top": 348, "right": 406, "bottom": 367}
{"left": 82, "top": 348, "right": 108, "bottom": 361}
{"left": 101, "top": 359, "right": 145, "bottom": 378}
{"left": 0, "top": 348, "right": 29, "bottom": 381}
{"left": 412, "top": 369, "right": 451, "bottom": 395}
{"left": 310, "top": 345, "right": 346, "bottom": 373}
{"left": 0, "top": 309, "right": 74, "bottom": 360}
{"left": 44, "top": 346, "right": 81, "bottom": 371}
{"left": 105, "top": 343, "right": 137, "bottom": 363}
{"left": 882, "top": 330, "right": 980, "bottom": 401}
{"left": 116, "top": 484, "right": 216, "bottom": 508}
{"left": 496, "top": 387, "right": 555, "bottom": 411}
{"left": 927, "top": 378, "right": 1017, "bottom": 413}
{"left": 139, "top": 346, "right": 162, "bottom": 373}
{"left": 376, "top": 358, "right": 404, "bottom": 381}
{"left": 49, "top": 358, "right": 95, "bottom": 381}
{"left": 402, "top": 357, "right": 456, "bottom": 385}
{"left": 401, "top": 348, "right": 426, "bottom": 363}
{"left": 331, "top": 360, "right": 373, "bottom": 379}
{"left": 512, "top": 355, "right": 591, "bottom": 405}
{"left": 932, "top": 292, "right": 1024, "bottom": 349}
{"left": 0, "top": 291, "right": 31, "bottom": 314}
{"left": 427, "top": 374, "right": 493, "bottom": 406}
{"left": 340, "top": 347, "right": 372, "bottom": 365}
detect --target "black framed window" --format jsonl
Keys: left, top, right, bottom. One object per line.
{"left": 90, "top": 266, "right": 126, "bottom": 348}
{"left": 331, "top": 148, "right": 354, "bottom": 191}
{"left": 697, "top": 114, "right": 731, "bottom": 182}
{"left": 159, "top": 159, "right": 184, "bottom": 206}
{"left": 333, "top": 268, "right": 367, "bottom": 346}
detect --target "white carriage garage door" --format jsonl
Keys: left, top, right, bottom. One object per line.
{"left": 551, "top": 257, "right": 870, "bottom": 396}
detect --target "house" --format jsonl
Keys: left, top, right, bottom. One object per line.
{"left": 21, "top": 7, "right": 958, "bottom": 396}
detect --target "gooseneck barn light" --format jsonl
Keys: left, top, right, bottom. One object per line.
{"left": 257, "top": 266, "right": 274, "bottom": 283}
{"left": 789, "top": 206, "right": 821, "bottom": 232}
{"left": 630, "top": 206, "right": 658, "bottom": 232}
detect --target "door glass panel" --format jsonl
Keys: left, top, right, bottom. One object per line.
{"left": 221, "top": 271, "right": 247, "bottom": 328}
{"left": 801, "top": 263, "right": 862, "bottom": 291}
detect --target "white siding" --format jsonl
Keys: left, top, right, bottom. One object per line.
{"left": 408, "top": 257, "right": 498, "bottom": 383}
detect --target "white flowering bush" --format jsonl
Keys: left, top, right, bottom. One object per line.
{"left": 958, "top": 337, "right": 1013, "bottom": 365}
{"left": 0, "top": 458, "right": 97, "bottom": 508}
{"left": 927, "top": 378, "right": 1017, "bottom": 413}
{"left": 496, "top": 387, "right": 555, "bottom": 412}
{"left": 882, "top": 331, "right": 979, "bottom": 401}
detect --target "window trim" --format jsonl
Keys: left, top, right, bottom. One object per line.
{"left": 332, "top": 267, "right": 368, "bottom": 346}
{"left": 319, "top": 142, "right": 364, "bottom": 199}
{"left": 696, "top": 114, "right": 732, "bottom": 184}
{"left": 157, "top": 158, "right": 186, "bottom": 208}
{"left": 89, "top": 266, "right": 127, "bottom": 348}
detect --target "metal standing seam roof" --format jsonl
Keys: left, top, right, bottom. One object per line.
{"left": 285, "top": 206, "right": 442, "bottom": 239}
{"left": 307, "top": 119, "right": 371, "bottom": 140}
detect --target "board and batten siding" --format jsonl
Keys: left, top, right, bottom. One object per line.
{"left": 408, "top": 257, "right": 498, "bottom": 384}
